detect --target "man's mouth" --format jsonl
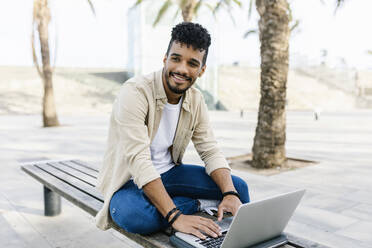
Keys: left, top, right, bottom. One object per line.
{"left": 170, "top": 72, "right": 191, "bottom": 83}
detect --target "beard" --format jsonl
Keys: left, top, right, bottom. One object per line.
{"left": 165, "top": 70, "right": 194, "bottom": 95}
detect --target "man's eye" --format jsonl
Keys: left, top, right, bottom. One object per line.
{"left": 171, "top": 57, "right": 180, "bottom": 62}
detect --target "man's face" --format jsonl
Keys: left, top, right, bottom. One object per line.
{"left": 163, "top": 41, "right": 206, "bottom": 96}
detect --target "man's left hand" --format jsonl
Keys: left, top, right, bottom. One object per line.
{"left": 217, "top": 195, "right": 242, "bottom": 221}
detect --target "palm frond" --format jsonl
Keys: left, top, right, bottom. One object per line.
{"left": 172, "top": 8, "right": 180, "bottom": 21}
{"left": 226, "top": 7, "right": 236, "bottom": 26}
{"left": 134, "top": 0, "right": 145, "bottom": 7}
{"left": 180, "top": 0, "right": 188, "bottom": 9}
{"left": 290, "top": 20, "right": 300, "bottom": 32}
{"left": 231, "top": 0, "right": 241, "bottom": 7}
{"left": 153, "top": 0, "right": 172, "bottom": 27}
{"left": 248, "top": 0, "right": 253, "bottom": 20}
{"left": 193, "top": 0, "right": 203, "bottom": 15}
{"left": 213, "top": 1, "right": 222, "bottom": 15}
{"left": 336, "top": 0, "right": 344, "bottom": 8}
{"left": 131, "top": 0, "right": 146, "bottom": 10}
{"left": 87, "top": 0, "right": 96, "bottom": 16}
{"left": 203, "top": 2, "right": 217, "bottom": 20}
{"left": 204, "top": 2, "right": 214, "bottom": 12}
{"left": 288, "top": 2, "right": 293, "bottom": 22}
{"left": 243, "top": 29, "right": 257, "bottom": 39}
{"left": 334, "top": 0, "right": 345, "bottom": 14}
{"left": 213, "top": 0, "right": 241, "bottom": 17}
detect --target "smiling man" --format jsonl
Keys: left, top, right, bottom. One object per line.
{"left": 95, "top": 22, "right": 250, "bottom": 240}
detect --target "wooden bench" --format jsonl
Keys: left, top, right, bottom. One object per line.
{"left": 21, "top": 159, "right": 327, "bottom": 248}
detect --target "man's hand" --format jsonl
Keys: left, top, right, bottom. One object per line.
{"left": 172, "top": 214, "right": 222, "bottom": 240}
{"left": 217, "top": 195, "right": 242, "bottom": 221}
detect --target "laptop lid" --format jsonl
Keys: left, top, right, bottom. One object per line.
{"left": 220, "top": 189, "right": 306, "bottom": 248}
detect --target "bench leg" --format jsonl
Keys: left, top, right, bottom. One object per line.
{"left": 43, "top": 186, "right": 61, "bottom": 216}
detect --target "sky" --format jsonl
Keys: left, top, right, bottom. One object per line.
{"left": 0, "top": 0, "right": 371, "bottom": 69}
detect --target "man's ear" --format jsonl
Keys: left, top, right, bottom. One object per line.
{"left": 163, "top": 54, "right": 167, "bottom": 65}
{"left": 198, "top": 65, "right": 206, "bottom": 77}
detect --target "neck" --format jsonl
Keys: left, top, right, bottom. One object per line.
{"left": 167, "top": 94, "right": 182, "bottom": 104}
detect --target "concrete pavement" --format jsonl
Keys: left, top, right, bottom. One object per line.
{"left": 0, "top": 110, "right": 371, "bottom": 248}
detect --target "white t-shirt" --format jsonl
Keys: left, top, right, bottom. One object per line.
{"left": 150, "top": 98, "right": 182, "bottom": 174}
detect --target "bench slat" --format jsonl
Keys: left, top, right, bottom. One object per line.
{"left": 48, "top": 161, "right": 97, "bottom": 186}
{"left": 36, "top": 163, "right": 104, "bottom": 202}
{"left": 70, "top": 160, "right": 99, "bottom": 173}
{"left": 54, "top": 160, "right": 99, "bottom": 178}
{"left": 111, "top": 223, "right": 174, "bottom": 248}
{"left": 21, "top": 164, "right": 103, "bottom": 216}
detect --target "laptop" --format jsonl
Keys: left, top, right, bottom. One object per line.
{"left": 170, "top": 189, "right": 305, "bottom": 248}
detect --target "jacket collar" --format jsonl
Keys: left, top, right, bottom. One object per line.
{"left": 155, "top": 69, "right": 191, "bottom": 112}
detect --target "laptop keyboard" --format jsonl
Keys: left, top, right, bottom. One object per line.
{"left": 197, "top": 231, "right": 227, "bottom": 248}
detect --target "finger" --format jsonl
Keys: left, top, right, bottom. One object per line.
{"left": 191, "top": 229, "right": 206, "bottom": 240}
{"left": 200, "top": 218, "right": 221, "bottom": 235}
{"left": 197, "top": 224, "right": 218, "bottom": 238}
{"left": 217, "top": 206, "right": 225, "bottom": 221}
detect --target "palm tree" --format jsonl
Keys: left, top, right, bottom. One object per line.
{"left": 251, "top": 0, "right": 290, "bottom": 168}
{"left": 32, "top": 0, "right": 59, "bottom": 127}
{"left": 32, "top": 0, "right": 95, "bottom": 127}
{"left": 133, "top": 0, "right": 241, "bottom": 25}
{"left": 251, "top": 0, "right": 346, "bottom": 168}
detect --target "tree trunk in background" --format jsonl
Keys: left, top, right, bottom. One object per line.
{"left": 252, "top": 0, "right": 289, "bottom": 168}
{"left": 34, "top": 0, "right": 59, "bottom": 127}
{"left": 181, "top": 0, "right": 197, "bottom": 22}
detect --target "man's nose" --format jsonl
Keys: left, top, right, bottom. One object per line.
{"left": 175, "top": 61, "right": 188, "bottom": 75}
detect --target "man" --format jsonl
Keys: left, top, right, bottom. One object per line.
{"left": 96, "top": 22, "right": 249, "bottom": 240}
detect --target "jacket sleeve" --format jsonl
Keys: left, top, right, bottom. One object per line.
{"left": 112, "top": 83, "right": 160, "bottom": 189}
{"left": 191, "top": 95, "right": 231, "bottom": 175}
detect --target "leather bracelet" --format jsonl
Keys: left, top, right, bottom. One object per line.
{"left": 165, "top": 207, "right": 179, "bottom": 222}
{"left": 168, "top": 210, "right": 182, "bottom": 226}
{"left": 222, "top": 191, "right": 240, "bottom": 200}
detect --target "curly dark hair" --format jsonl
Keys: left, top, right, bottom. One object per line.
{"left": 166, "top": 22, "right": 211, "bottom": 66}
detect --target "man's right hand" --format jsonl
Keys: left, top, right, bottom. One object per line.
{"left": 171, "top": 214, "right": 222, "bottom": 240}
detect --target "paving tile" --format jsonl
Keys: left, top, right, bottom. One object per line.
{"left": 286, "top": 220, "right": 372, "bottom": 248}
{"left": 0, "top": 195, "right": 51, "bottom": 248}
{"left": 342, "top": 190, "right": 372, "bottom": 205}
{"left": 340, "top": 203, "right": 372, "bottom": 222}
{"left": 335, "top": 221, "right": 372, "bottom": 243}
{"left": 292, "top": 206, "right": 358, "bottom": 232}
{"left": 301, "top": 194, "right": 360, "bottom": 213}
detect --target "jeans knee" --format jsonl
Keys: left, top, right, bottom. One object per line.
{"left": 232, "top": 176, "right": 250, "bottom": 203}
{"left": 110, "top": 206, "right": 160, "bottom": 234}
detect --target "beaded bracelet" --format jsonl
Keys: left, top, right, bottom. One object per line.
{"left": 222, "top": 191, "right": 240, "bottom": 200}
{"left": 168, "top": 210, "right": 182, "bottom": 226}
{"left": 165, "top": 207, "right": 179, "bottom": 222}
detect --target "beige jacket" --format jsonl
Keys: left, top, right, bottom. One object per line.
{"left": 95, "top": 69, "right": 230, "bottom": 230}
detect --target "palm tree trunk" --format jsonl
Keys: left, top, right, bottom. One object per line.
{"left": 181, "top": 0, "right": 197, "bottom": 22}
{"left": 252, "top": 0, "right": 289, "bottom": 168}
{"left": 34, "top": 0, "right": 59, "bottom": 127}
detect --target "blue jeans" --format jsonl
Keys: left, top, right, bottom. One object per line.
{"left": 109, "top": 164, "right": 250, "bottom": 234}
